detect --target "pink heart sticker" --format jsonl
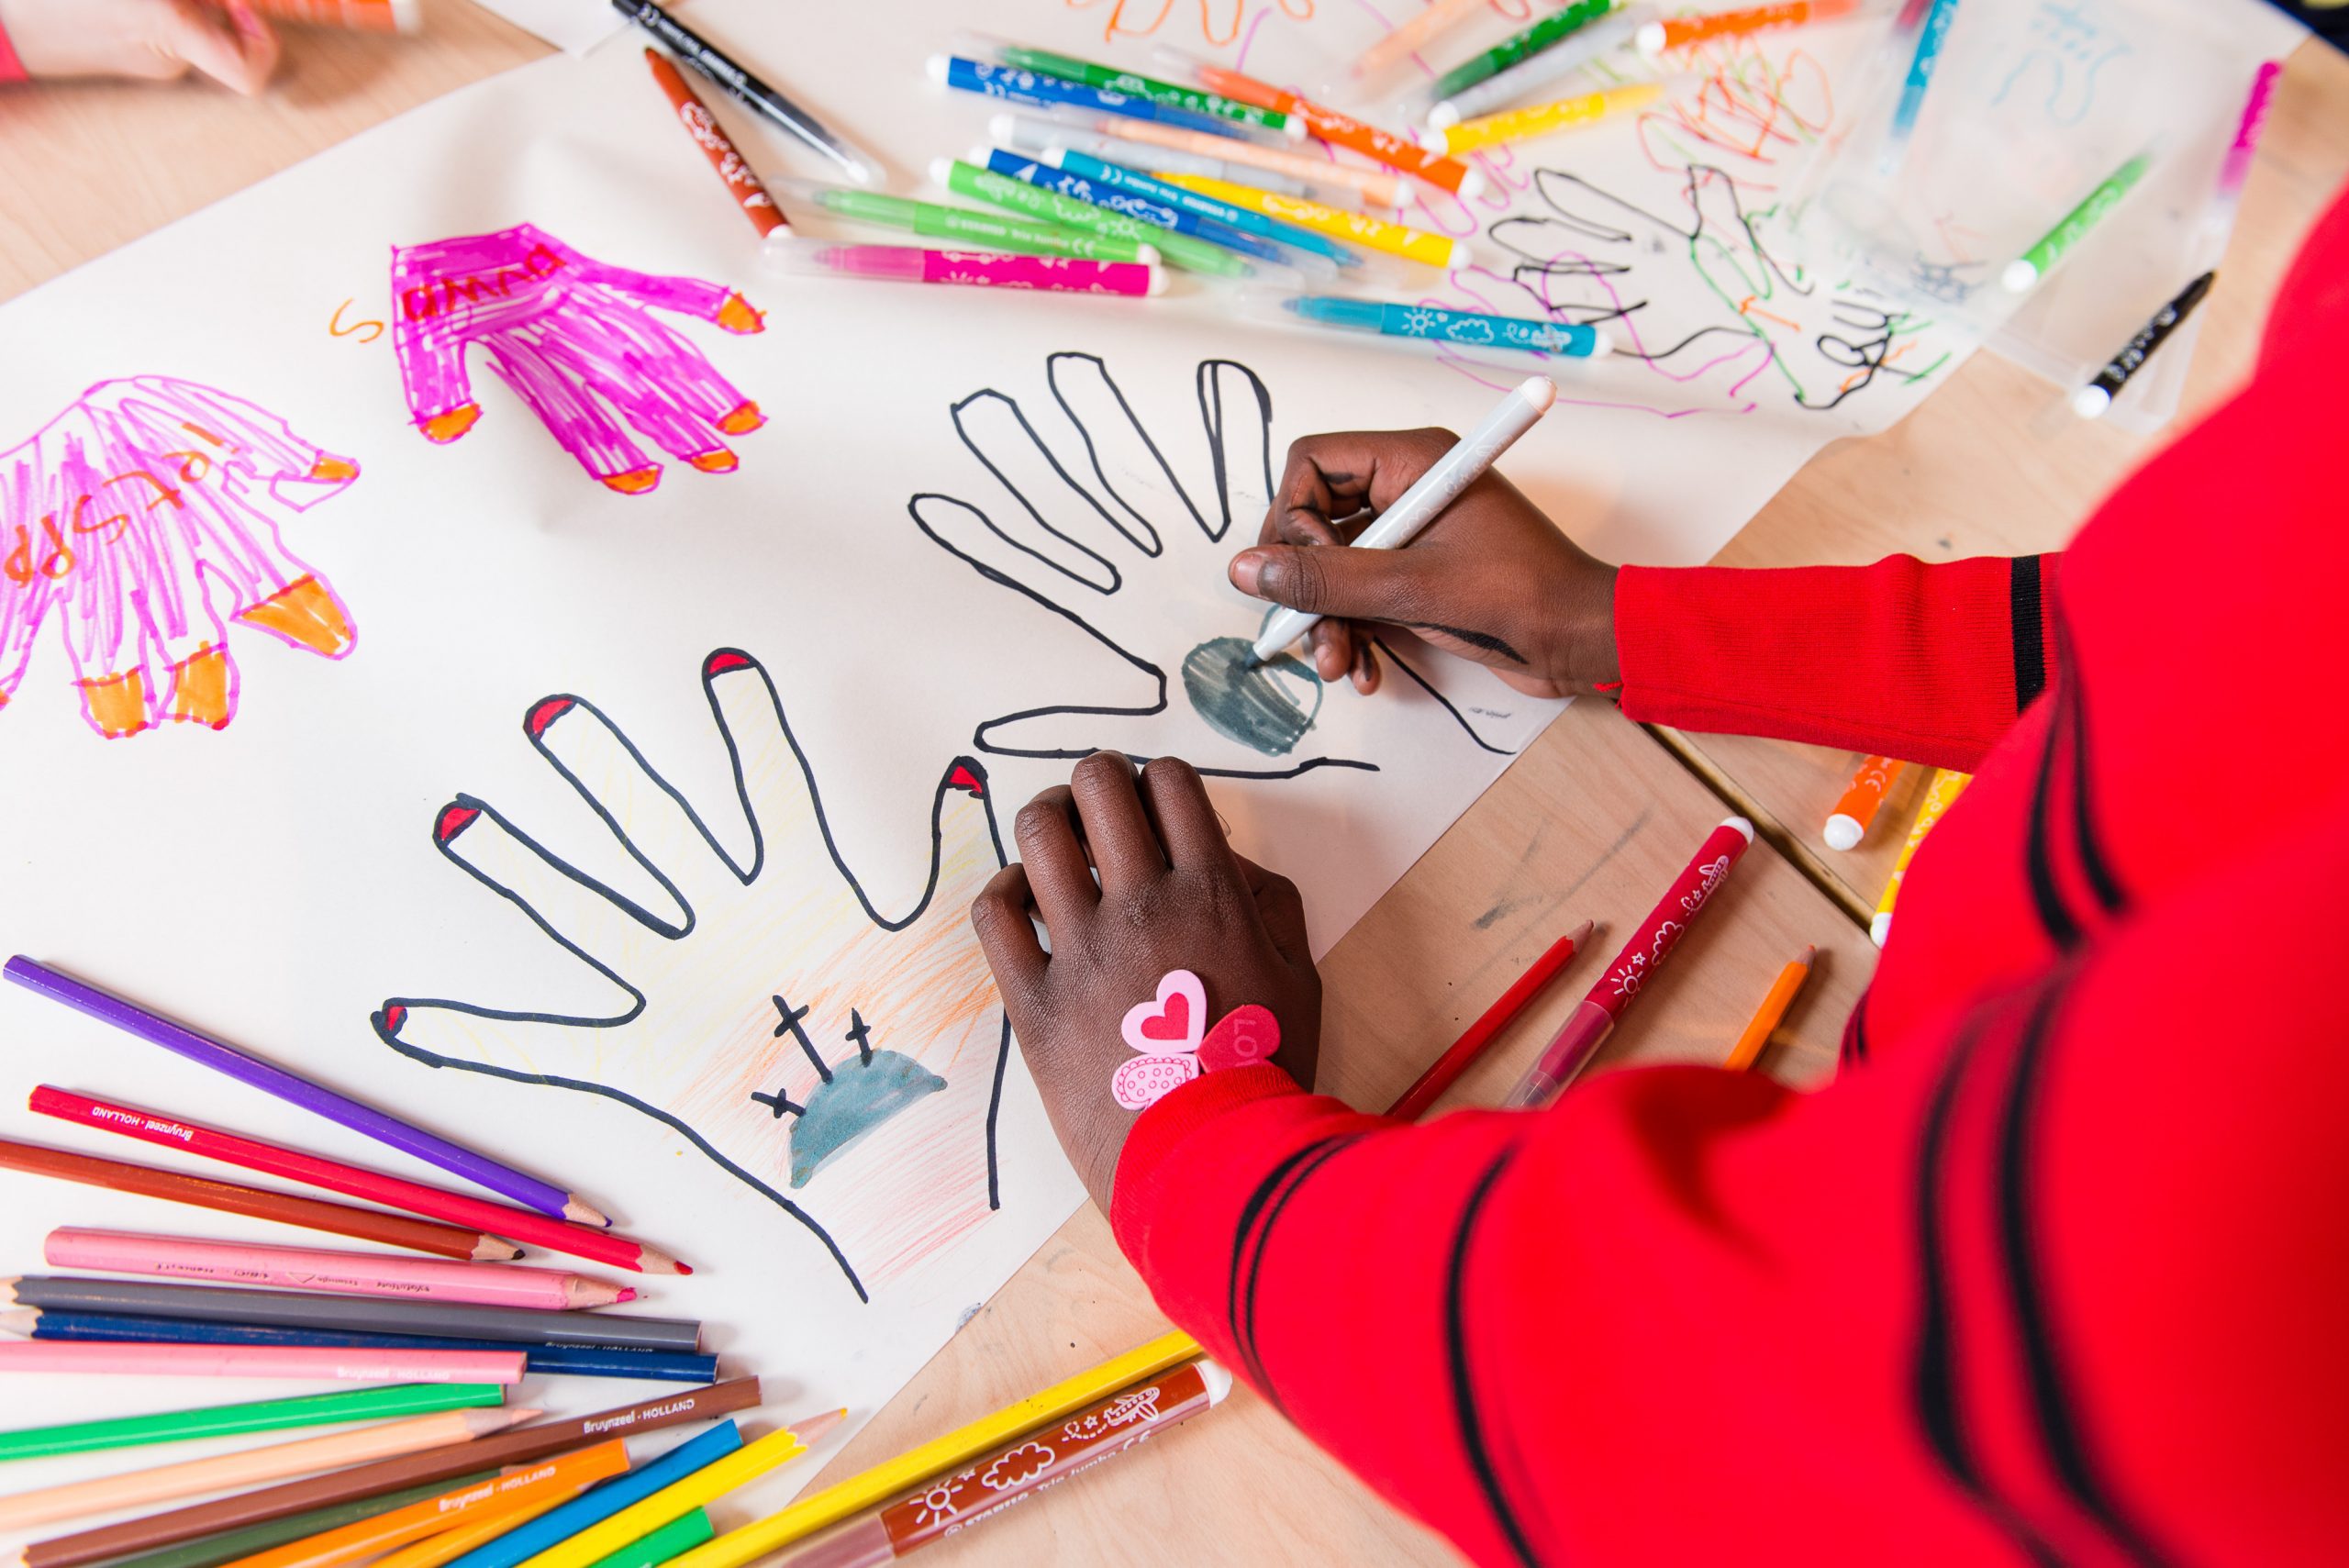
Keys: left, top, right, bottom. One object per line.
{"left": 1120, "top": 970, "right": 1207, "bottom": 1058}
{"left": 1199, "top": 1004, "right": 1281, "bottom": 1073}
{"left": 1112, "top": 1052, "right": 1200, "bottom": 1110}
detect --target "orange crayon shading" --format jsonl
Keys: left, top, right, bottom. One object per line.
{"left": 647, "top": 50, "right": 789, "bottom": 239}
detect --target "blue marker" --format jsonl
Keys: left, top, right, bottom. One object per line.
{"left": 1264, "top": 295, "right": 1613, "bottom": 358}
{"left": 928, "top": 55, "right": 1236, "bottom": 136}
{"left": 1045, "top": 148, "right": 1362, "bottom": 269}
{"left": 1879, "top": 0, "right": 1962, "bottom": 175}
{"left": 978, "top": 148, "right": 1310, "bottom": 271}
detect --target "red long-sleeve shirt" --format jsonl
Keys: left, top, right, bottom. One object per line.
{"left": 1112, "top": 184, "right": 2349, "bottom": 1566}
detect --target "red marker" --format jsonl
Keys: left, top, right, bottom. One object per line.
{"left": 1503, "top": 817, "right": 1754, "bottom": 1107}
{"left": 646, "top": 49, "right": 788, "bottom": 239}
{"left": 1386, "top": 919, "right": 1594, "bottom": 1120}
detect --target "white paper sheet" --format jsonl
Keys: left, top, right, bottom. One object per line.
{"left": 0, "top": 0, "right": 2005, "bottom": 1535}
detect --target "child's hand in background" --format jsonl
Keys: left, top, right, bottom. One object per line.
{"left": 971, "top": 753, "right": 1321, "bottom": 1214}
{"left": 0, "top": 0, "right": 278, "bottom": 94}
{"left": 1230, "top": 428, "right": 1621, "bottom": 698}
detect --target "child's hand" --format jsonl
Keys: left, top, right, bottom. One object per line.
{"left": 970, "top": 752, "right": 1321, "bottom": 1214}
{"left": 0, "top": 0, "right": 279, "bottom": 94}
{"left": 1229, "top": 428, "right": 1620, "bottom": 698}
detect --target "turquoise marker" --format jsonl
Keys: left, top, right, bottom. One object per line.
{"left": 1264, "top": 295, "right": 1613, "bottom": 358}
{"left": 1879, "top": 0, "right": 1962, "bottom": 175}
{"left": 1044, "top": 148, "right": 1362, "bottom": 269}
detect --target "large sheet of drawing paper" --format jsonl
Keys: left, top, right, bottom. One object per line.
{"left": 0, "top": 0, "right": 2277, "bottom": 1529}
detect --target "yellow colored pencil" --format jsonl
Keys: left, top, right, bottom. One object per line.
{"left": 517, "top": 1416, "right": 840, "bottom": 1568}
{"left": 1872, "top": 770, "right": 1970, "bottom": 948}
{"left": 1153, "top": 173, "right": 1471, "bottom": 269}
{"left": 1428, "top": 82, "right": 1664, "bottom": 157}
{"left": 1725, "top": 947, "right": 1815, "bottom": 1071}
{"left": 669, "top": 1333, "right": 1203, "bottom": 1568}
{"left": 369, "top": 1489, "right": 588, "bottom": 1568}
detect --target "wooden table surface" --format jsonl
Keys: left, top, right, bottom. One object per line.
{"left": 2, "top": 8, "right": 2341, "bottom": 1564}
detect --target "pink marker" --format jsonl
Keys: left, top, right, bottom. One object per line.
{"left": 2202, "top": 60, "right": 2282, "bottom": 253}
{"left": 43, "top": 1229, "right": 633, "bottom": 1312}
{"left": 763, "top": 236, "right": 1163, "bottom": 296}
{"left": 0, "top": 1340, "right": 526, "bottom": 1384}
{"left": 1503, "top": 817, "right": 1756, "bottom": 1107}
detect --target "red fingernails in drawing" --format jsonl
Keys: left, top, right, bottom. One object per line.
{"left": 948, "top": 762, "right": 986, "bottom": 798}
{"left": 434, "top": 803, "right": 482, "bottom": 844}
{"left": 703, "top": 649, "right": 755, "bottom": 679}
{"left": 526, "top": 695, "right": 576, "bottom": 739}
{"left": 378, "top": 1004, "right": 407, "bottom": 1037}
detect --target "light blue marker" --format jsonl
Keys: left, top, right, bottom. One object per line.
{"left": 1048, "top": 149, "right": 1362, "bottom": 269}
{"left": 928, "top": 55, "right": 1235, "bottom": 137}
{"left": 1879, "top": 0, "right": 1962, "bottom": 175}
{"left": 445, "top": 1422, "right": 745, "bottom": 1568}
{"left": 1279, "top": 296, "right": 1612, "bottom": 358}
{"left": 979, "top": 149, "right": 1304, "bottom": 269}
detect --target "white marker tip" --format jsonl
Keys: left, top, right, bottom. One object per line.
{"left": 1822, "top": 814, "right": 1864, "bottom": 851}
{"left": 2070, "top": 385, "right": 2112, "bottom": 418}
{"left": 1145, "top": 264, "right": 1169, "bottom": 296}
{"left": 1445, "top": 238, "right": 1475, "bottom": 271}
{"left": 1281, "top": 117, "right": 1308, "bottom": 141}
{"left": 1414, "top": 125, "right": 1449, "bottom": 154}
{"left": 1457, "top": 166, "right": 1487, "bottom": 200}
{"left": 1427, "top": 102, "right": 1462, "bottom": 130}
{"left": 989, "top": 112, "right": 1019, "bottom": 139}
{"left": 1724, "top": 815, "right": 1756, "bottom": 842}
{"left": 1586, "top": 329, "right": 1616, "bottom": 359}
{"left": 1635, "top": 20, "right": 1667, "bottom": 55}
{"left": 2000, "top": 259, "right": 2039, "bottom": 292}
{"left": 927, "top": 155, "right": 956, "bottom": 186}
{"left": 1870, "top": 912, "right": 1893, "bottom": 947}
{"left": 1041, "top": 145, "right": 1070, "bottom": 168}
{"left": 925, "top": 54, "right": 951, "bottom": 84}
{"left": 1198, "top": 1359, "right": 1237, "bottom": 1404}
{"left": 1136, "top": 243, "right": 1163, "bottom": 266}
{"left": 969, "top": 144, "right": 997, "bottom": 166}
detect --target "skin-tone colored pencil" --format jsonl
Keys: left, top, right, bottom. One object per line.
{"left": 1, "top": 958, "right": 607, "bottom": 1227}
{"left": 519, "top": 1416, "right": 843, "bottom": 1568}
{"left": 101, "top": 1474, "right": 507, "bottom": 1568}
{"left": 0, "top": 1383, "right": 505, "bottom": 1464}
{"left": 16, "top": 1381, "right": 762, "bottom": 1568}
{"left": 1386, "top": 920, "right": 1595, "bottom": 1120}
{"left": 0, "top": 1140, "right": 516, "bottom": 1263}
{"left": 366, "top": 1488, "right": 589, "bottom": 1568}
{"left": 41, "top": 1230, "right": 633, "bottom": 1311}
{"left": 1724, "top": 948, "right": 1816, "bottom": 1072}
{"left": 0, "top": 1408, "right": 536, "bottom": 1532}
{"left": 0, "top": 1341, "right": 525, "bottom": 1385}
{"left": 219, "top": 1443, "right": 633, "bottom": 1568}
{"left": 29, "top": 1089, "right": 685, "bottom": 1275}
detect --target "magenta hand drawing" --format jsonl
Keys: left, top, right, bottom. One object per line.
{"left": 391, "top": 224, "right": 768, "bottom": 495}
{"left": 0, "top": 377, "right": 360, "bottom": 740}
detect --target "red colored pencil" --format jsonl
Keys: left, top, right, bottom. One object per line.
{"left": 1386, "top": 919, "right": 1594, "bottom": 1120}
{"left": 29, "top": 1089, "right": 686, "bottom": 1276}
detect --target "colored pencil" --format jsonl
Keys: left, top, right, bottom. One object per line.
{"left": 1824, "top": 756, "right": 1906, "bottom": 850}
{"left": 584, "top": 1508, "right": 711, "bottom": 1568}
{"left": 42, "top": 1229, "right": 632, "bottom": 1311}
{"left": 1504, "top": 817, "right": 1756, "bottom": 1106}
{"left": 609, "top": 0, "right": 881, "bottom": 183}
{"left": 517, "top": 1416, "right": 841, "bottom": 1568}
{"left": 644, "top": 49, "right": 786, "bottom": 239}
{"left": 1, "top": 959, "right": 603, "bottom": 1226}
{"left": 221, "top": 1444, "right": 633, "bottom": 1568}
{"left": 1725, "top": 947, "right": 1816, "bottom": 1072}
{"left": 3, "top": 1272, "right": 697, "bottom": 1352}
{"left": 445, "top": 1423, "right": 744, "bottom": 1568}
{"left": 763, "top": 1365, "right": 1230, "bottom": 1568}
{"left": 17, "top": 1381, "right": 762, "bottom": 1568}
{"left": 671, "top": 1342, "right": 1192, "bottom": 1568}
{"left": 0, "top": 1139, "right": 515, "bottom": 1262}
{"left": 370, "top": 1490, "right": 587, "bottom": 1568}
{"left": 101, "top": 1474, "right": 506, "bottom": 1568}
{"left": 3, "top": 1310, "right": 718, "bottom": 1384}
{"left": 0, "top": 1383, "right": 504, "bottom": 1464}
{"left": 0, "top": 1340, "right": 522, "bottom": 1385}
{"left": 1387, "top": 920, "right": 1595, "bottom": 1120}
{"left": 0, "top": 1408, "right": 532, "bottom": 1532}
{"left": 28, "top": 1089, "right": 683, "bottom": 1276}
{"left": 1872, "top": 770, "right": 1969, "bottom": 947}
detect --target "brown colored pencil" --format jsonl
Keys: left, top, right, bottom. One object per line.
{"left": 0, "top": 1140, "right": 514, "bottom": 1263}
{"left": 16, "top": 1379, "right": 763, "bottom": 1568}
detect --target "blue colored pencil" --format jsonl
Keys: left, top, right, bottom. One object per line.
{"left": 444, "top": 1422, "right": 744, "bottom": 1568}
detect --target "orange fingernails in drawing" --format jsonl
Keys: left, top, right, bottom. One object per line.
{"left": 715, "top": 294, "right": 764, "bottom": 333}
{"left": 307, "top": 454, "right": 362, "bottom": 482}
{"left": 166, "top": 647, "right": 235, "bottom": 728}
{"left": 717, "top": 402, "right": 764, "bottom": 435}
{"left": 688, "top": 450, "right": 738, "bottom": 473}
{"left": 78, "top": 672, "right": 150, "bottom": 739}
{"left": 421, "top": 404, "right": 482, "bottom": 443}
{"left": 603, "top": 467, "right": 663, "bottom": 495}
{"left": 236, "top": 575, "right": 355, "bottom": 657}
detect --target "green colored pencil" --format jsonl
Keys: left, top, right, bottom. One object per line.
{"left": 993, "top": 43, "right": 1295, "bottom": 136}
{"left": 584, "top": 1507, "right": 716, "bottom": 1568}
{"left": 100, "top": 1472, "right": 503, "bottom": 1568}
{"left": 1429, "top": 0, "right": 1617, "bottom": 102}
{"left": 936, "top": 161, "right": 1242, "bottom": 275}
{"left": 0, "top": 1384, "right": 505, "bottom": 1463}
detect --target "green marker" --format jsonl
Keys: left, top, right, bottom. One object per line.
{"left": 973, "top": 35, "right": 1300, "bottom": 139}
{"left": 1428, "top": 0, "right": 1617, "bottom": 103}
{"left": 0, "top": 1383, "right": 504, "bottom": 1463}
{"left": 2003, "top": 151, "right": 2153, "bottom": 291}
{"left": 105, "top": 1472, "right": 503, "bottom": 1568}
{"left": 768, "top": 179, "right": 1159, "bottom": 265}
{"left": 934, "top": 160, "right": 1245, "bottom": 275}
{"left": 583, "top": 1506, "right": 716, "bottom": 1568}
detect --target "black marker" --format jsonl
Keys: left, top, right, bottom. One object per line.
{"left": 2073, "top": 270, "right": 2217, "bottom": 419}
{"left": 610, "top": 0, "right": 882, "bottom": 185}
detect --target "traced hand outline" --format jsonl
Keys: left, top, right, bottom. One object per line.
{"left": 372, "top": 650, "right": 1008, "bottom": 1304}
{"left": 0, "top": 376, "right": 358, "bottom": 740}
{"left": 391, "top": 224, "right": 768, "bottom": 495}
{"left": 909, "top": 351, "right": 1516, "bottom": 779}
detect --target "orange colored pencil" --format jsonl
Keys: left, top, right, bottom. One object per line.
{"left": 1725, "top": 947, "right": 1815, "bottom": 1071}
{"left": 644, "top": 49, "right": 788, "bottom": 239}
{"left": 365, "top": 1487, "right": 587, "bottom": 1568}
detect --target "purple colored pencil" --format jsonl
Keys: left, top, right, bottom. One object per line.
{"left": 2, "top": 957, "right": 606, "bottom": 1227}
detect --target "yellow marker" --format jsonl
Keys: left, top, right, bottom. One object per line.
{"left": 370, "top": 1491, "right": 585, "bottom": 1568}
{"left": 517, "top": 1420, "right": 831, "bottom": 1568}
{"left": 1725, "top": 946, "right": 1814, "bottom": 1072}
{"left": 1871, "top": 770, "right": 1970, "bottom": 948}
{"left": 1430, "top": 82, "right": 1664, "bottom": 157}
{"left": 1155, "top": 173, "right": 1472, "bottom": 269}
{"left": 670, "top": 1332, "right": 1203, "bottom": 1568}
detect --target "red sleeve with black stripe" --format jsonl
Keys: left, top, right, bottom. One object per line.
{"left": 1610, "top": 552, "right": 2061, "bottom": 773}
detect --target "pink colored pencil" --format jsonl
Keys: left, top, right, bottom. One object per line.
{"left": 0, "top": 1341, "right": 524, "bottom": 1384}
{"left": 28, "top": 1088, "right": 687, "bottom": 1276}
{"left": 42, "top": 1230, "right": 634, "bottom": 1311}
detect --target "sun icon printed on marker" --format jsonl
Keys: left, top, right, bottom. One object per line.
{"left": 1401, "top": 307, "right": 1442, "bottom": 335}
{"left": 912, "top": 1475, "right": 967, "bottom": 1527}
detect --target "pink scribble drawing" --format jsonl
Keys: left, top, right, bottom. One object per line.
{"left": 0, "top": 377, "right": 359, "bottom": 740}
{"left": 391, "top": 224, "right": 768, "bottom": 495}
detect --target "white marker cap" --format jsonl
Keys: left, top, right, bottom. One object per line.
{"left": 1414, "top": 124, "right": 1450, "bottom": 154}
{"left": 1279, "top": 116, "right": 1308, "bottom": 141}
{"left": 1822, "top": 813, "right": 1865, "bottom": 851}
{"left": 1870, "top": 911, "right": 1893, "bottom": 947}
{"left": 924, "top": 53, "right": 952, "bottom": 84}
{"left": 1427, "top": 101, "right": 1463, "bottom": 131}
{"left": 1144, "top": 264, "right": 1170, "bottom": 296}
{"left": 1040, "top": 145, "right": 1071, "bottom": 169}
{"left": 1458, "top": 165, "right": 1487, "bottom": 200}
{"left": 1586, "top": 329, "right": 1617, "bottom": 360}
{"left": 1198, "top": 1359, "right": 1237, "bottom": 1404}
{"left": 1634, "top": 19, "right": 1669, "bottom": 56}
{"left": 2000, "top": 258, "right": 2040, "bottom": 292}
{"left": 927, "top": 156, "right": 959, "bottom": 186}
{"left": 1136, "top": 243, "right": 1164, "bottom": 266}
{"left": 969, "top": 143, "right": 1000, "bottom": 166}
{"left": 2071, "top": 384, "right": 2114, "bottom": 418}
{"left": 1519, "top": 374, "right": 1560, "bottom": 414}
{"left": 1445, "top": 238, "right": 1475, "bottom": 271}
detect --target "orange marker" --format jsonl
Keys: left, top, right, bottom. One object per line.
{"left": 1824, "top": 756, "right": 1906, "bottom": 850}
{"left": 645, "top": 50, "right": 788, "bottom": 239}
{"left": 247, "top": 0, "right": 420, "bottom": 30}
{"left": 1152, "top": 47, "right": 1485, "bottom": 198}
{"left": 1635, "top": 0, "right": 1865, "bottom": 55}
{"left": 1725, "top": 946, "right": 1814, "bottom": 1071}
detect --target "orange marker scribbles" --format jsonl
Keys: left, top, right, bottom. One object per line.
{"left": 645, "top": 50, "right": 789, "bottom": 240}
{"left": 1824, "top": 756, "right": 1905, "bottom": 850}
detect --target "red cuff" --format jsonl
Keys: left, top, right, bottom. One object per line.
{"left": 0, "top": 19, "right": 28, "bottom": 83}
{"left": 1109, "top": 1063, "right": 1304, "bottom": 1257}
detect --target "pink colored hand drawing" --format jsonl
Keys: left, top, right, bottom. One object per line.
{"left": 391, "top": 224, "right": 768, "bottom": 495}
{"left": 0, "top": 377, "right": 359, "bottom": 740}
